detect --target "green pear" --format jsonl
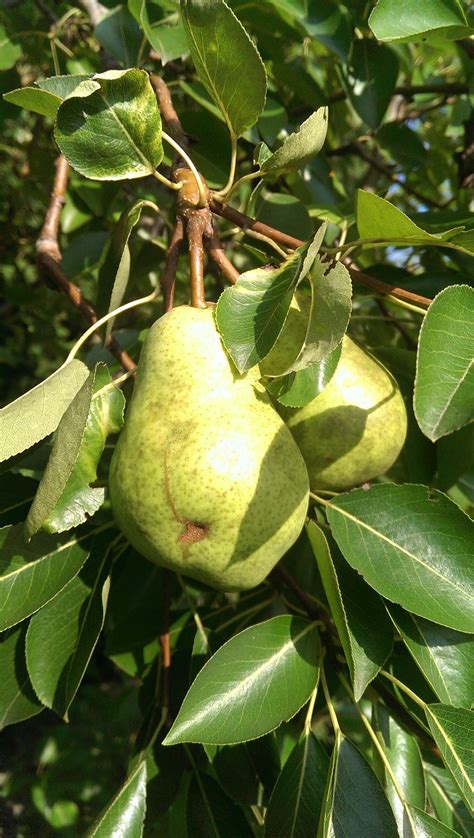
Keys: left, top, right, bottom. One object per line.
{"left": 279, "top": 336, "right": 408, "bottom": 491}
{"left": 260, "top": 291, "right": 310, "bottom": 376}
{"left": 109, "top": 305, "right": 309, "bottom": 591}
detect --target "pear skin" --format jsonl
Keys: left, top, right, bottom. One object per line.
{"left": 280, "top": 336, "right": 408, "bottom": 491}
{"left": 109, "top": 305, "right": 309, "bottom": 590}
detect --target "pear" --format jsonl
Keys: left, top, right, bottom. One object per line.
{"left": 109, "top": 305, "right": 309, "bottom": 591}
{"left": 279, "top": 336, "right": 408, "bottom": 491}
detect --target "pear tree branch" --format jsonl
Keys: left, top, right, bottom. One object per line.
{"left": 161, "top": 219, "right": 184, "bottom": 313}
{"left": 205, "top": 229, "right": 240, "bottom": 285}
{"left": 210, "top": 199, "right": 432, "bottom": 308}
{"left": 37, "top": 156, "right": 136, "bottom": 372}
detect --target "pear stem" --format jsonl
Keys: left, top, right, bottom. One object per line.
{"left": 187, "top": 214, "right": 207, "bottom": 308}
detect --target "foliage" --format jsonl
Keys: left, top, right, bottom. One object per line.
{"left": 0, "top": 0, "right": 473, "bottom": 835}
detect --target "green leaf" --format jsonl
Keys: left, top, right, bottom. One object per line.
{"left": 414, "top": 286, "right": 474, "bottom": 442}
{"left": 216, "top": 230, "right": 325, "bottom": 372}
{"left": 304, "top": 0, "right": 352, "bottom": 62}
{"left": 104, "top": 549, "right": 165, "bottom": 678}
{"left": 374, "top": 705, "right": 425, "bottom": 832}
{"left": 0, "top": 524, "right": 92, "bottom": 632}
{"left": 0, "top": 25, "right": 21, "bottom": 70}
{"left": 285, "top": 258, "right": 352, "bottom": 374}
{"left": 97, "top": 200, "right": 158, "bottom": 332}
{"left": 355, "top": 191, "right": 471, "bottom": 254}
{"left": 265, "top": 731, "right": 329, "bottom": 837}
{"left": 3, "top": 87, "right": 63, "bottom": 119}
{"left": 307, "top": 521, "right": 392, "bottom": 701}
{"left": 140, "top": 1, "right": 188, "bottom": 64}
{"left": 26, "top": 364, "right": 125, "bottom": 538}
{"left": 216, "top": 252, "right": 300, "bottom": 372}
{"left": 180, "top": 0, "right": 267, "bottom": 137}
{"left": 86, "top": 760, "right": 147, "bottom": 838}
{"left": 426, "top": 770, "right": 473, "bottom": 837}
{"left": 0, "top": 474, "right": 37, "bottom": 527}
{"left": 0, "top": 624, "right": 43, "bottom": 731}
{"left": 3, "top": 75, "right": 101, "bottom": 119}
{"left": 326, "top": 484, "right": 474, "bottom": 633}
{"left": 186, "top": 773, "right": 253, "bottom": 837}
{"left": 426, "top": 704, "right": 474, "bottom": 812}
{"left": 26, "top": 541, "right": 111, "bottom": 718}
{"left": 163, "top": 616, "right": 320, "bottom": 746}
{"left": 369, "top": 0, "right": 471, "bottom": 43}
{"left": 55, "top": 69, "right": 163, "bottom": 181}
{"left": 318, "top": 732, "right": 398, "bottom": 837}
{"left": 94, "top": 6, "right": 142, "bottom": 66}
{"left": 261, "top": 108, "right": 328, "bottom": 177}
{"left": 387, "top": 604, "right": 474, "bottom": 709}
{"left": 265, "top": 345, "right": 341, "bottom": 408}
{"left": 0, "top": 360, "right": 89, "bottom": 464}
{"left": 408, "top": 805, "right": 463, "bottom": 837}
{"left": 342, "top": 40, "right": 399, "bottom": 129}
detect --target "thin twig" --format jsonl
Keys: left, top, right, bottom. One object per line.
{"left": 210, "top": 198, "right": 303, "bottom": 250}
{"left": 211, "top": 200, "right": 432, "bottom": 308}
{"left": 161, "top": 219, "right": 184, "bottom": 312}
{"left": 36, "top": 156, "right": 136, "bottom": 373}
{"left": 149, "top": 73, "right": 190, "bottom": 153}
{"left": 205, "top": 230, "right": 240, "bottom": 285}
{"left": 329, "top": 81, "right": 469, "bottom": 104}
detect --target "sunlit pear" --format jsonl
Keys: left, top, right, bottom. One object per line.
{"left": 109, "top": 305, "right": 309, "bottom": 591}
{"left": 279, "top": 336, "right": 408, "bottom": 491}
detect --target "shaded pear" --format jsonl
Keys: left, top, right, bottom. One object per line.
{"left": 109, "top": 305, "right": 309, "bottom": 591}
{"left": 279, "top": 336, "right": 408, "bottom": 491}
{"left": 260, "top": 292, "right": 310, "bottom": 376}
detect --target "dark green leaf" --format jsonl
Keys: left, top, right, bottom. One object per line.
{"left": 96, "top": 200, "right": 158, "bottom": 332}
{"left": 369, "top": 0, "right": 471, "bottom": 43}
{"left": 94, "top": 6, "right": 142, "bottom": 66}
{"left": 374, "top": 705, "right": 425, "bottom": 832}
{"left": 55, "top": 69, "right": 163, "bottom": 180}
{"left": 318, "top": 733, "right": 398, "bottom": 837}
{"left": 414, "top": 286, "right": 474, "bottom": 441}
{"left": 0, "top": 624, "right": 43, "bottom": 731}
{"left": 186, "top": 773, "right": 253, "bottom": 837}
{"left": 261, "top": 108, "right": 328, "bottom": 177}
{"left": 327, "top": 484, "right": 474, "bottom": 633}
{"left": 304, "top": 0, "right": 352, "bottom": 61}
{"left": 426, "top": 704, "right": 474, "bottom": 811}
{"left": 163, "top": 616, "right": 320, "bottom": 745}
{"left": 265, "top": 731, "right": 329, "bottom": 838}
{"left": 307, "top": 521, "right": 393, "bottom": 700}
{"left": 0, "top": 360, "right": 89, "bottom": 464}
{"left": 342, "top": 40, "right": 399, "bottom": 129}
{"left": 387, "top": 604, "right": 474, "bottom": 709}
{"left": 181, "top": 0, "right": 267, "bottom": 137}
{"left": 26, "top": 541, "right": 111, "bottom": 718}
{"left": 26, "top": 364, "right": 125, "bottom": 537}
{"left": 0, "top": 524, "right": 92, "bottom": 631}
{"left": 86, "top": 760, "right": 147, "bottom": 837}
{"left": 140, "top": 1, "right": 188, "bottom": 64}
